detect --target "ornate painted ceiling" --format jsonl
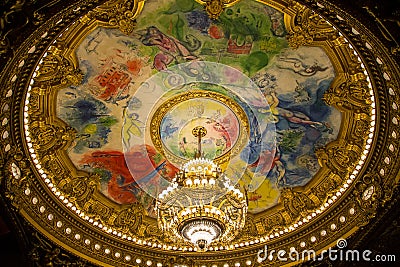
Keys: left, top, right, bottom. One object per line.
{"left": 0, "top": 0, "right": 399, "bottom": 266}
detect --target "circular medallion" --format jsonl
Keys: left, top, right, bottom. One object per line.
{"left": 5, "top": 0, "right": 399, "bottom": 265}
{"left": 151, "top": 90, "right": 250, "bottom": 165}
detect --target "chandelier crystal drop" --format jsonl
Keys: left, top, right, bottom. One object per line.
{"left": 156, "top": 126, "right": 248, "bottom": 250}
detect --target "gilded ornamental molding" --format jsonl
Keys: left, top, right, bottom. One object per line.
{"left": 0, "top": 0, "right": 399, "bottom": 266}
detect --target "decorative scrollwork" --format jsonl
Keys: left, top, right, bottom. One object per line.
{"left": 316, "top": 142, "right": 360, "bottom": 176}
{"left": 0, "top": 0, "right": 30, "bottom": 57}
{"left": 29, "top": 123, "right": 76, "bottom": 153}
{"left": 110, "top": 206, "right": 143, "bottom": 233}
{"left": 58, "top": 176, "right": 97, "bottom": 203}
{"left": 323, "top": 78, "right": 373, "bottom": 113}
{"left": 353, "top": 174, "right": 390, "bottom": 223}
{"left": 195, "top": 0, "right": 241, "bottom": 19}
{"left": 4, "top": 160, "right": 29, "bottom": 210}
{"left": 3, "top": 148, "right": 33, "bottom": 210}
{"left": 286, "top": 7, "right": 338, "bottom": 49}
{"left": 84, "top": 200, "right": 113, "bottom": 223}
{"left": 311, "top": 174, "right": 343, "bottom": 200}
{"left": 34, "top": 44, "right": 83, "bottom": 88}
{"left": 41, "top": 154, "right": 67, "bottom": 183}
{"left": 280, "top": 188, "right": 318, "bottom": 221}
{"left": 143, "top": 224, "right": 164, "bottom": 240}
{"left": 232, "top": 216, "right": 260, "bottom": 242}
{"left": 87, "top": 0, "right": 144, "bottom": 35}
{"left": 352, "top": 114, "right": 371, "bottom": 140}
{"left": 263, "top": 213, "right": 287, "bottom": 235}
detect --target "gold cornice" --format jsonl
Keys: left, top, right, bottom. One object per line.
{"left": 1, "top": 0, "right": 400, "bottom": 265}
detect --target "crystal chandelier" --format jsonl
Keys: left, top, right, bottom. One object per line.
{"left": 156, "top": 126, "right": 248, "bottom": 250}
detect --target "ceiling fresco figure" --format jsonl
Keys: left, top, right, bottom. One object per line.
{"left": 137, "top": 26, "right": 199, "bottom": 71}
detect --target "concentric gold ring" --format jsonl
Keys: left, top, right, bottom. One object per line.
{"left": 149, "top": 89, "right": 250, "bottom": 167}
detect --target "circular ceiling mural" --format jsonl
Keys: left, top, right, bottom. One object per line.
{"left": 158, "top": 96, "right": 243, "bottom": 159}
{"left": 1, "top": 0, "right": 399, "bottom": 266}
{"left": 56, "top": 0, "right": 340, "bottom": 216}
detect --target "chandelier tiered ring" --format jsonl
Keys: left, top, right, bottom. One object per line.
{"left": 156, "top": 126, "right": 248, "bottom": 250}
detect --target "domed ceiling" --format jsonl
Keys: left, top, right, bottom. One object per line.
{"left": 55, "top": 0, "right": 343, "bottom": 218}
{"left": 0, "top": 0, "right": 399, "bottom": 266}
